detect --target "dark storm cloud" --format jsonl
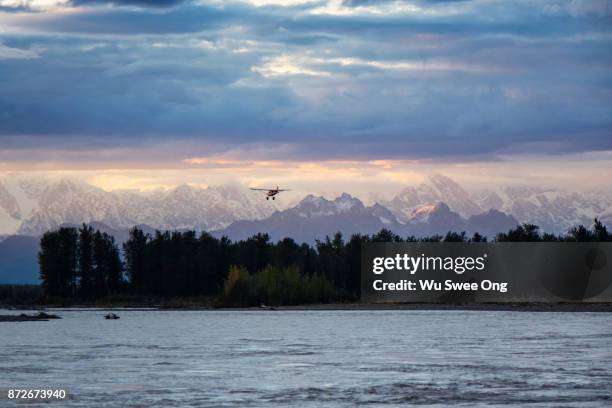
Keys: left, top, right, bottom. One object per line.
{"left": 26, "top": 4, "right": 244, "bottom": 34}
{"left": 0, "top": 0, "right": 187, "bottom": 12}
{"left": 0, "top": 0, "right": 611, "bottom": 161}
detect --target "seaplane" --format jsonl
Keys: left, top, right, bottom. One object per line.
{"left": 250, "top": 186, "right": 290, "bottom": 200}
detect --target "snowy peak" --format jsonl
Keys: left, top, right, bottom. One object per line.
{"left": 217, "top": 195, "right": 518, "bottom": 243}
{"left": 473, "top": 190, "right": 504, "bottom": 211}
{"left": 0, "top": 175, "right": 280, "bottom": 236}
{"left": 409, "top": 202, "right": 451, "bottom": 223}
{"left": 408, "top": 202, "right": 465, "bottom": 234}
{"left": 383, "top": 174, "right": 482, "bottom": 220}
{"left": 294, "top": 193, "right": 364, "bottom": 217}
{"left": 334, "top": 193, "right": 364, "bottom": 212}
{"left": 217, "top": 193, "right": 403, "bottom": 243}
{"left": 472, "top": 185, "right": 612, "bottom": 234}
{"left": 428, "top": 174, "right": 466, "bottom": 197}
{"left": 382, "top": 173, "right": 611, "bottom": 234}
{"left": 423, "top": 174, "right": 482, "bottom": 217}
{"left": 0, "top": 173, "right": 609, "bottom": 238}
{"left": 370, "top": 203, "right": 398, "bottom": 225}
{"left": 0, "top": 181, "right": 21, "bottom": 220}
{"left": 167, "top": 184, "right": 196, "bottom": 200}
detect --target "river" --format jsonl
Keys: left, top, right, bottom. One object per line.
{"left": 2, "top": 309, "right": 611, "bottom": 407}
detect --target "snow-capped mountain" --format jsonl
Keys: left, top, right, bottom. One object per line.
{"left": 0, "top": 182, "right": 20, "bottom": 220}
{"left": 2, "top": 172, "right": 608, "bottom": 284}
{"left": 215, "top": 193, "right": 404, "bottom": 243}
{"left": 406, "top": 202, "right": 465, "bottom": 236}
{"left": 401, "top": 202, "right": 518, "bottom": 239}
{"left": 0, "top": 175, "right": 282, "bottom": 236}
{"left": 0, "top": 173, "right": 609, "bottom": 239}
{"left": 382, "top": 174, "right": 482, "bottom": 220}
{"left": 383, "top": 175, "right": 611, "bottom": 234}
{"left": 472, "top": 186, "right": 612, "bottom": 234}
{"left": 215, "top": 195, "right": 519, "bottom": 243}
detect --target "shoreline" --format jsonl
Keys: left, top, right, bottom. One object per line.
{"left": 3, "top": 302, "right": 612, "bottom": 313}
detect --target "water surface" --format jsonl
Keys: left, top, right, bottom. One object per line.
{"left": 2, "top": 309, "right": 611, "bottom": 407}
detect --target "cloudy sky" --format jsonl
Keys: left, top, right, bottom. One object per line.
{"left": 0, "top": 0, "right": 611, "bottom": 192}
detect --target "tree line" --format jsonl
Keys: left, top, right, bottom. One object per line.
{"left": 39, "top": 225, "right": 122, "bottom": 299}
{"left": 38, "top": 220, "right": 611, "bottom": 304}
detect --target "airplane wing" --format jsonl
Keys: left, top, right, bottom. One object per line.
{"left": 250, "top": 187, "right": 291, "bottom": 192}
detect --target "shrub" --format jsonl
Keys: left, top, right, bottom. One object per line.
{"left": 220, "top": 265, "right": 336, "bottom": 306}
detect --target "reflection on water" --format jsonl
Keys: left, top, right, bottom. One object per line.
{"left": 2, "top": 309, "right": 612, "bottom": 407}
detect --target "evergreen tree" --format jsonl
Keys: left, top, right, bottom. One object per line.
{"left": 77, "top": 224, "right": 95, "bottom": 297}
{"left": 105, "top": 235, "right": 123, "bottom": 293}
{"left": 592, "top": 218, "right": 610, "bottom": 241}
{"left": 39, "top": 227, "right": 78, "bottom": 298}
{"left": 345, "top": 233, "right": 368, "bottom": 296}
{"left": 496, "top": 224, "right": 541, "bottom": 242}
{"left": 150, "top": 230, "right": 170, "bottom": 295}
{"left": 444, "top": 231, "right": 467, "bottom": 242}
{"left": 39, "top": 231, "right": 62, "bottom": 297}
{"left": 316, "top": 232, "right": 347, "bottom": 290}
{"left": 91, "top": 231, "right": 122, "bottom": 297}
{"left": 470, "top": 232, "right": 486, "bottom": 242}
{"left": 58, "top": 227, "right": 78, "bottom": 297}
{"left": 273, "top": 238, "right": 303, "bottom": 271}
{"left": 236, "top": 233, "right": 271, "bottom": 274}
{"left": 372, "top": 228, "right": 402, "bottom": 242}
{"left": 123, "top": 227, "right": 149, "bottom": 293}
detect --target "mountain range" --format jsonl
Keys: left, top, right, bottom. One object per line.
{"left": 1, "top": 173, "right": 610, "bottom": 283}
{"left": 0, "top": 173, "right": 610, "bottom": 240}
{"left": 215, "top": 194, "right": 518, "bottom": 243}
{"left": 0, "top": 176, "right": 282, "bottom": 236}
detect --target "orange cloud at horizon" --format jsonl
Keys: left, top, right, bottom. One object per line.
{"left": 2, "top": 150, "right": 611, "bottom": 199}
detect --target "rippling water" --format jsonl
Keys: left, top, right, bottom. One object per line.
{"left": 2, "top": 309, "right": 612, "bottom": 407}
